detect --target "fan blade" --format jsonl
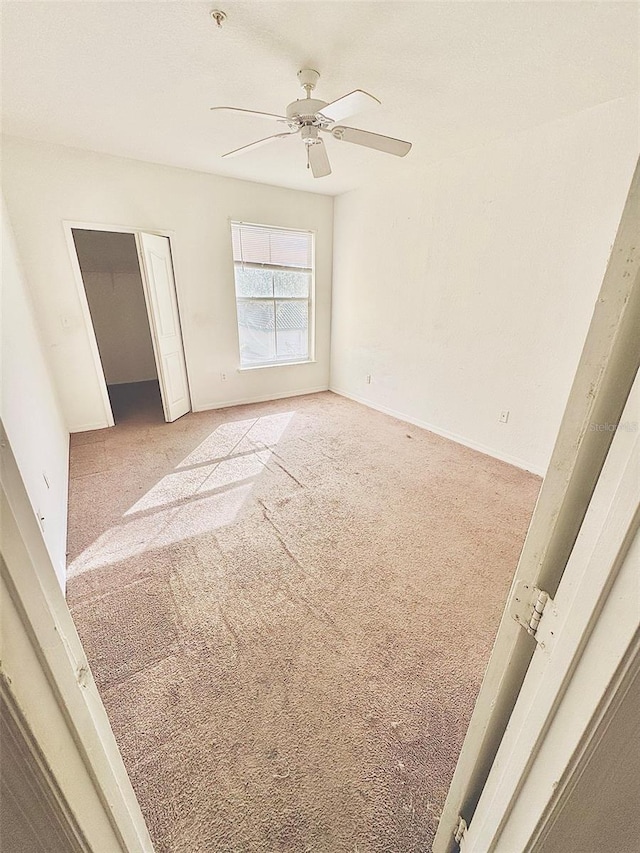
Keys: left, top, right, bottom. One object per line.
{"left": 308, "top": 139, "right": 331, "bottom": 178}
{"left": 222, "top": 132, "right": 295, "bottom": 158}
{"left": 317, "top": 90, "right": 381, "bottom": 123}
{"left": 331, "top": 126, "right": 412, "bottom": 157}
{"left": 210, "top": 106, "right": 288, "bottom": 122}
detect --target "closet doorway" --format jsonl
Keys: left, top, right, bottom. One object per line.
{"left": 67, "top": 225, "right": 191, "bottom": 427}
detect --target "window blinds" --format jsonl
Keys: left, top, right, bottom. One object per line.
{"left": 231, "top": 222, "right": 312, "bottom": 272}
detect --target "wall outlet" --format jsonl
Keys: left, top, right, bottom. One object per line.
{"left": 366, "top": 374, "right": 372, "bottom": 384}
{"left": 499, "top": 410, "right": 510, "bottom": 424}
{"left": 220, "top": 372, "right": 227, "bottom": 381}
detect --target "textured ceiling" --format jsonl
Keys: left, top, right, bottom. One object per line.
{"left": 2, "top": 1, "right": 638, "bottom": 195}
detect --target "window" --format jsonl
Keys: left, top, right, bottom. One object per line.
{"left": 231, "top": 221, "right": 314, "bottom": 368}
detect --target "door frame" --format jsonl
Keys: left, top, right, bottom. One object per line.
{"left": 1, "top": 422, "right": 155, "bottom": 851}
{"left": 461, "top": 369, "right": 640, "bottom": 851}
{"left": 63, "top": 220, "right": 191, "bottom": 427}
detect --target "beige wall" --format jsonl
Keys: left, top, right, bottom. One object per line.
{"left": 330, "top": 96, "right": 638, "bottom": 475}
{"left": 80, "top": 271, "right": 158, "bottom": 385}
{"left": 2, "top": 137, "right": 334, "bottom": 431}
{"left": 1, "top": 197, "right": 69, "bottom": 586}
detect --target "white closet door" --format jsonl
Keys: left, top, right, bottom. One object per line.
{"left": 138, "top": 233, "right": 190, "bottom": 423}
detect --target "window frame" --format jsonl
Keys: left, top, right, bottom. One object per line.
{"left": 230, "top": 221, "right": 316, "bottom": 370}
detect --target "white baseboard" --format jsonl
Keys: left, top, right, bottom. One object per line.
{"left": 193, "top": 385, "right": 330, "bottom": 413}
{"left": 69, "top": 388, "right": 331, "bottom": 429}
{"left": 330, "top": 386, "right": 546, "bottom": 477}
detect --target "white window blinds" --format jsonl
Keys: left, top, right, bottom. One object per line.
{"left": 231, "top": 222, "right": 313, "bottom": 271}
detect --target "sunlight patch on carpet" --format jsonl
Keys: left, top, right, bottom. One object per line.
{"left": 68, "top": 412, "right": 295, "bottom": 576}
{"left": 67, "top": 483, "right": 253, "bottom": 577}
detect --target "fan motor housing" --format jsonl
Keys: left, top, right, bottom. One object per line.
{"left": 286, "top": 98, "right": 329, "bottom": 123}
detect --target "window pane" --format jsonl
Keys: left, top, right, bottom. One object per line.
{"left": 231, "top": 222, "right": 314, "bottom": 367}
{"left": 237, "top": 300, "right": 276, "bottom": 365}
{"left": 273, "top": 270, "right": 310, "bottom": 298}
{"left": 275, "top": 300, "right": 309, "bottom": 361}
{"left": 234, "top": 266, "right": 273, "bottom": 298}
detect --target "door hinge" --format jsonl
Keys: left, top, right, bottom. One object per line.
{"left": 508, "top": 580, "right": 557, "bottom": 649}
{"left": 454, "top": 815, "right": 468, "bottom": 844}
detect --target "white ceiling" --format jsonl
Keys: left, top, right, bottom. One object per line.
{"left": 2, "top": 1, "right": 638, "bottom": 196}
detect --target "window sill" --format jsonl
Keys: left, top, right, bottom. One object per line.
{"left": 237, "top": 360, "right": 316, "bottom": 372}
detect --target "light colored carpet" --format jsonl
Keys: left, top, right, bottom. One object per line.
{"left": 66, "top": 384, "right": 540, "bottom": 853}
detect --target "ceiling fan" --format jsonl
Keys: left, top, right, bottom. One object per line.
{"left": 210, "top": 69, "right": 412, "bottom": 178}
